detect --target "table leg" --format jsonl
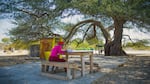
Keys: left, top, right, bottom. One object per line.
{"left": 81, "top": 55, "right": 85, "bottom": 76}
{"left": 90, "top": 54, "right": 93, "bottom": 73}
{"left": 66, "top": 53, "right": 69, "bottom": 62}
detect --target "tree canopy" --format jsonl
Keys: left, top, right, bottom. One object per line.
{"left": 0, "top": 0, "right": 149, "bottom": 55}
{"left": 62, "top": 0, "right": 150, "bottom": 55}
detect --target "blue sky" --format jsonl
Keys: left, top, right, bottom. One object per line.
{"left": 0, "top": 16, "right": 150, "bottom": 43}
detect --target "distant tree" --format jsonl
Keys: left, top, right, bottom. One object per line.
{"left": 126, "top": 39, "right": 150, "bottom": 47}
{"left": 1, "top": 38, "right": 10, "bottom": 44}
{"left": 10, "top": 40, "right": 31, "bottom": 49}
{"left": 0, "top": 0, "right": 71, "bottom": 41}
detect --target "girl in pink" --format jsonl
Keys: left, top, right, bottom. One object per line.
{"left": 49, "top": 41, "right": 66, "bottom": 62}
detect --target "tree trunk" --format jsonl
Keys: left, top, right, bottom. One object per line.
{"left": 105, "top": 17, "right": 127, "bottom": 56}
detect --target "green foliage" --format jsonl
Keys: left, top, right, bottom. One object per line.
{"left": 86, "top": 37, "right": 99, "bottom": 45}
{"left": 10, "top": 40, "right": 28, "bottom": 50}
{"left": 1, "top": 38, "right": 10, "bottom": 44}
{"left": 126, "top": 40, "right": 150, "bottom": 50}
{"left": 72, "top": 0, "right": 150, "bottom": 27}
{"left": 67, "top": 38, "right": 104, "bottom": 50}
{"left": 10, "top": 40, "right": 39, "bottom": 50}
{"left": 70, "top": 41, "right": 94, "bottom": 50}
{"left": 0, "top": 0, "right": 71, "bottom": 41}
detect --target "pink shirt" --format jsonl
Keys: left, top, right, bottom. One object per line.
{"left": 50, "top": 45, "right": 65, "bottom": 58}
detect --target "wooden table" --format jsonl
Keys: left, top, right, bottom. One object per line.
{"left": 41, "top": 50, "right": 94, "bottom": 80}
{"left": 65, "top": 50, "right": 94, "bottom": 76}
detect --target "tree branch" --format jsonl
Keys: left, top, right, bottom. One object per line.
{"left": 76, "top": 23, "right": 93, "bottom": 45}
{"left": 65, "top": 19, "right": 111, "bottom": 44}
{"left": 123, "top": 34, "right": 134, "bottom": 43}
{"left": 106, "top": 24, "right": 114, "bottom": 31}
{"left": 16, "top": 8, "right": 49, "bottom": 18}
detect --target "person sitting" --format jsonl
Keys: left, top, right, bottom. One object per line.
{"left": 48, "top": 41, "right": 67, "bottom": 72}
{"left": 49, "top": 41, "right": 66, "bottom": 62}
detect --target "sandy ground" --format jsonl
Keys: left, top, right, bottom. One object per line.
{"left": 0, "top": 56, "right": 127, "bottom": 84}
{"left": 125, "top": 50, "right": 150, "bottom": 56}
{"left": 0, "top": 50, "right": 29, "bottom": 57}
{"left": 0, "top": 50, "right": 38, "bottom": 67}
{"left": 92, "top": 50, "right": 150, "bottom": 84}
{"left": 92, "top": 56, "right": 150, "bottom": 84}
{"left": 0, "top": 52, "right": 127, "bottom": 84}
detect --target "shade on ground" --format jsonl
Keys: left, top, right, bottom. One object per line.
{"left": 0, "top": 56, "right": 127, "bottom": 84}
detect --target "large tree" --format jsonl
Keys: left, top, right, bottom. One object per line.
{"left": 63, "top": 0, "right": 150, "bottom": 56}
{"left": 0, "top": 0, "right": 149, "bottom": 56}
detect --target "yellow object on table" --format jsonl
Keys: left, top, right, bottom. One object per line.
{"left": 59, "top": 55, "right": 63, "bottom": 59}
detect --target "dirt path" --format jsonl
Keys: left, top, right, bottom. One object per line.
{"left": 0, "top": 56, "right": 40, "bottom": 67}
{"left": 92, "top": 56, "right": 150, "bottom": 84}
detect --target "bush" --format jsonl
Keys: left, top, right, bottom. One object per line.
{"left": 125, "top": 40, "right": 150, "bottom": 50}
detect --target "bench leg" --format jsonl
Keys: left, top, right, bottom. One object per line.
{"left": 41, "top": 65, "right": 50, "bottom": 72}
{"left": 51, "top": 66, "right": 54, "bottom": 71}
{"left": 42, "top": 65, "right": 46, "bottom": 72}
{"left": 46, "top": 66, "right": 49, "bottom": 72}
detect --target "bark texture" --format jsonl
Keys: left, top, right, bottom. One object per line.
{"left": 105, "top": 17, "right": 127, "bottom": 56}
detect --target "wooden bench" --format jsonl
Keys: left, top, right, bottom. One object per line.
{"left": 41, "top": 61, "right": 78, "bottom": 80}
